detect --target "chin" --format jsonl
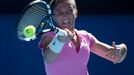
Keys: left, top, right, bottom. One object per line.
{"left": 67, "top": 27, "right": 75, "bottom": 30}
{"left": 59, "top": 24, "right": 74, "bottom": 29}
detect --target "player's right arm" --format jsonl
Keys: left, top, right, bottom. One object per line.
{"left": 41, "top": 29, "right": 74, "bottom": 64}
{"left": 41, "top": 34, "right": 59, "bottom": 64}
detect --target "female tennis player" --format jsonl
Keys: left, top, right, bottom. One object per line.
{"left": 38, "top": 0, "right": 127, "bottom": 75}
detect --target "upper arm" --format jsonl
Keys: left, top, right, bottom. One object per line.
{"left": 40, "top": 34, "right": 59, "bottom": 64}
{"left": 41, "top": 35, "right": 53, "bottom": 51}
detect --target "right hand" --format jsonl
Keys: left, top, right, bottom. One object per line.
{"left": 57, "top": 28, "right": 74, "bottom": 42}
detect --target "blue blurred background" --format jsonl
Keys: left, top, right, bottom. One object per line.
{"left": 0, "top": 0, "right": 133, "bottom": 75}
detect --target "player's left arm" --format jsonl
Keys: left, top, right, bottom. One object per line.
{"left": 90, "top": 37, "right": 127, "bottom": 64}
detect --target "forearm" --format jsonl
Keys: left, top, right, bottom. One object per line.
{"left": 42, "top": 29, "right": 68, "bottom": 64}
{"left": 41, "top": 34, "right": 60, "bottom": 64}
{"left": 90, "top": 40, "right": 128, "bottom": 64}
{"left": 91, "top": 41, "right": 117, "bottom": 62}
{"left": 43, "top": 47, "right": 59, "bottom": 64}
{"left": 91, "top": 41, "right": 113, "bottom": 54}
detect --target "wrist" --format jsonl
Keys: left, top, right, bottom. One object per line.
{"left": 48, "top": 28, "right": 67, "bottom": 54}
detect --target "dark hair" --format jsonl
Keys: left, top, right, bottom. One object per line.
{"left": 47, "top": 0, "right": 61, "bottom": 10}
{"left": 48, "top": 0, "right": 77, "bottom": 10}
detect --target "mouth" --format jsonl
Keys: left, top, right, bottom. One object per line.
{"left": 62, "top": 20, "right": 71, "bottom": 24}
{"left": 59, "top": 19, "right": 74, "bottom": 29}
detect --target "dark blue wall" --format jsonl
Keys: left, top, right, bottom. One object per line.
{"left": 0, "top": 0, "right": 134, "bottom": 75}
{"left": 0, "top": 0, "right": 133, "bottom": 14}
{"left": 0, "top": 14, "right": 133, "bottom": 75}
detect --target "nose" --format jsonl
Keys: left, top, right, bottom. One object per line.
{"left": 62, "top": 12, "right": 70, "bottom": 18}
{"left": 60, "top": 12, "right": 67, "bottom": 17}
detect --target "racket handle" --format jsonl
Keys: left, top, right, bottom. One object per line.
{"left": 54, "top": 27, "right": 67, "bottom": 36}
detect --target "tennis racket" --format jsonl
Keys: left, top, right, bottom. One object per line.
{"left": 16, "top": 0, "right": 59, "bottom": 41}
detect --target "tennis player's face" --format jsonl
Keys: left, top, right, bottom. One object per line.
{"left": 52, "top": 1, "right": 77, "bottom": 30}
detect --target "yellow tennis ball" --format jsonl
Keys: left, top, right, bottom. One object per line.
{"left": 23, "top": 25, "right": 36, "bottom": 38}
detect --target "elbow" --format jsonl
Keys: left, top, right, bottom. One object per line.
{"left": 44, "top": 56, "right": 57, "bottom": 64}
{"left": 43, "top": 51, "right": 58, "bottom": 64}
{"left": 43, "top": 48, "right": 59, "bottom": 64}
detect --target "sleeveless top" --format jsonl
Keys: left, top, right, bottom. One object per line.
{"left": 38, "top": 29, "right": 94, "bottom": 75}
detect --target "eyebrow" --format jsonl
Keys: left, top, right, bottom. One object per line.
{"left": 54, "top": 5, "right": 73, "bottom": 10}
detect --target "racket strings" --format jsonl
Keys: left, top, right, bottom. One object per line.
{"left": 21, "top": 4, "right": 48, "bottom": 24}
{"left": 17, "top": 3, "right": 50, "bottom": 38}
{"left": 18, "top": 5, "right": 47, "bottom": 24}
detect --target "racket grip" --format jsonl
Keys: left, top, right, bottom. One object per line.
{"left": 54, "top": 27, "right": 67, "bottom": 36}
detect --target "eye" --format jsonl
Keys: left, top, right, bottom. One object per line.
{"left": 67, "top": 8, "right": 73, "bottom": 14}
{"left": 69, "top": 8, "right": 73, "bottom": 12}
{"left": 57, "top": 12, "right": 63, "bottom": 16}
{"left": 53, "top": 11, "right": 63, "bottom": 16}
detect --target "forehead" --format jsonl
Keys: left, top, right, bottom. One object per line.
{"left": 53, "top": 0, "right": 76, "bottom": 9}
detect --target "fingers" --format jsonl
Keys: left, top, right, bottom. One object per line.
{"left": 120, "top": 43, "right": 127, "bottom": 51}
{"left": 57, "top": 28, "right": 68, "bottom": 36}
{"left": 57, "top": 28, "right": 74, "bottom": 42}
{"left": 106, "top": 42, "right": 121, "bottom": 58}
{"left": 119, "top": 43, "right": 127, "bottom": 56}
{"left": 112, "top": 41, "right": 116, "bottom": 49}
{"left": 105, "top": 42, "right": 128, "bottom": 63}
{"left": 105, "top": 41, "right": 116, "bottom": 57}
{"left": 114, "top": 43, "right": 127, "bottom": 64}
{"left": 106, "top": 50, "right": 119, "bottom": 58}
{"left": 63, "top": 28, "right": 74, "bottom": 39}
